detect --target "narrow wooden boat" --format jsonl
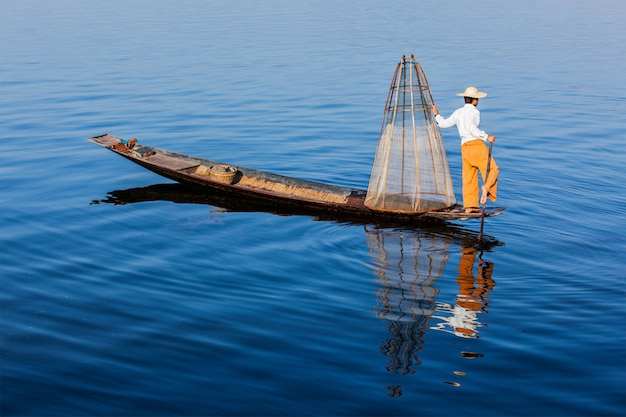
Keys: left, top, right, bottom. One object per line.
{"left": 88, "top": 133, "right": 505, "bottom": 221}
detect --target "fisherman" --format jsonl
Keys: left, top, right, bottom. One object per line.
{"left": 433, "top": 87, "right": 498, "bottom": 213}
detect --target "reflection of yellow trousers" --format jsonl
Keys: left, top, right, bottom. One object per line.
{"left": 461, "top": 140, "right": 499, "bottom": 209}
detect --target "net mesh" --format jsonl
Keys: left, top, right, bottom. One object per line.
{"left": 365, "top": 55, "right": 456, "bottom": 213}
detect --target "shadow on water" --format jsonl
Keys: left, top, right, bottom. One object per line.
{"left": 93, "top": 183, "right": 503, "bottom": 388}
{"left": 365, "top": 225, "right": 498, "bottom": 383}
{"left": 91, "top": 182, "right": 503, "bottom": 243}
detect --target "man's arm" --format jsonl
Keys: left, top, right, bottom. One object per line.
{"left": 433, "top": 105, "right": 456, "bottom": 128}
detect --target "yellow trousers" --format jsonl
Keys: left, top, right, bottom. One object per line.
{"left": 461, "top": 140, "right": 499, "bottom": 209}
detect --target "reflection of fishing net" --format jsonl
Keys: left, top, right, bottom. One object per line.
{"left": 366, "top": 226, "right": 451, "bottom": 323}
{"left": 365, "top": 55, "right": 455, "bottom": 212}
{"left": 365, "top": 225, "right": 452, "bottom": 374}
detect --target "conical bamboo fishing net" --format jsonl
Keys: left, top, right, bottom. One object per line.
{"left": 365, "top": 55, "right": 456, "bottom": 213}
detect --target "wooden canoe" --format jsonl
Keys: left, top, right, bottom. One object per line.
{"left": 88, "top": 134, "right": 506, "bottom": 222}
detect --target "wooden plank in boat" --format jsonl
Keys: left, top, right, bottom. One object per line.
{"left": 88, "top": 133, "right": 121, "bottom": 147}
{"left": 236, "top": 176, "right": 349, "bottom": 204}
{"left": 141, "top": 152, "right": 200, "bottom": 171}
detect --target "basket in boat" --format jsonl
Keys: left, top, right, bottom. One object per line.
{"left": 208, "top": 164, "right": 237, "bottom": 184}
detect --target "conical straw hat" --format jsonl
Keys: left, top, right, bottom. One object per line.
{"left": 456, "top": 86, "right": 487, "bottom": 98}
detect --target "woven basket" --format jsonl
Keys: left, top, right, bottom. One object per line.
{"left": 195, "top": 165, "right": 211, "bottom": 176}
{"left": 209, "top": 164, "right": 237, "bottom": 184}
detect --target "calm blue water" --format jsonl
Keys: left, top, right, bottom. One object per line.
{"left": 2, "top": 1, "right": 625, "bottom": 416}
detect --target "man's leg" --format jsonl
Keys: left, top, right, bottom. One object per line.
{"left": 462, "top": 147, "right": 480, "bottom": 210}
{"left": 480, "top": 156, "right": 499, "bottom": 204}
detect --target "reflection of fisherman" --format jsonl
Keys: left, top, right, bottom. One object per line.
{"left": 433, "top": 247, "right": 495, "bottom": 338}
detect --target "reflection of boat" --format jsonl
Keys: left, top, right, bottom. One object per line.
{"left": 88, "top": 55, "right": 505, "bottom": 223}
{"left": 91, "top": 183, "right": 504, "bottom": 242}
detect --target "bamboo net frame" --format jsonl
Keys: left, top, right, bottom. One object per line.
{"left": 365, "top": 55, "right": 456, "bottom": 213}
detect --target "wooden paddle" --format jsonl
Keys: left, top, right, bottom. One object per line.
{"left": 477, "top": 141, "right": 494, "bottom": 243}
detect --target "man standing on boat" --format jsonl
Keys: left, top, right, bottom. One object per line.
{"left": 433, "top": 87, "right": 498, "bottom": 214}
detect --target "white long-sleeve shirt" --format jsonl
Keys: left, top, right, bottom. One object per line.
{"left": 435, "top": 103, "right": 488, "bottom": 145}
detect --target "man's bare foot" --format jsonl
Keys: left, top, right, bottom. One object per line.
{"left": 480, "top": 186, "right": 488, "bottom": 205}
{"left": 465, "top": 207, "right": 480, "bottom": 213}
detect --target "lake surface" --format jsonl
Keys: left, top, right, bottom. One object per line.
{"left": 1, "top": 1, "right": 625, "bottom": 416}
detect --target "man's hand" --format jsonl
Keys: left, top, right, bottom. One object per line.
{"left": 433, "top": 105, "right": 439, "bottom": 116}
{"left": 487, "top": 134, "right": 496, "bottom": 143}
